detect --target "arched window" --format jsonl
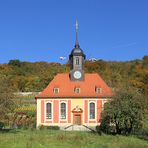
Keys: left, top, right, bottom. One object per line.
{"left": 60, "top": 102, "right": 66, "bottom": 119}
{"left": 46, "top": 103, "right": 52, "bottom": 119}
{"left": 89, "top": 102, "right": 95, "bottom": 119}
{"left": 76, "top": 57, "right": 79, "bottom": 65}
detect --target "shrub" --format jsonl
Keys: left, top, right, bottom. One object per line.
{"left": 39, "top": 125, "right": 46, "bottom": 130}
{"left": 96, "top": 125, "right": 102, "bottom": 135}
{"left": 17, "top": 124, "right": 23, "bottom": 129}
{"left": 135, "top": 129, "right": 148, "bottom": 141}
{"left": 0, "top": 122, "right": 5, "bottom": 130}
{"left": 47, "top": 126, "right": 60, "bottom": 130}
{"left": 38, "top": 125, "right": 60, "bottom": 130}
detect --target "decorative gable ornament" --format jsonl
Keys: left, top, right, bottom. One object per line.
{"left": 72, "top": 106, "right": 83, "bottom": 113}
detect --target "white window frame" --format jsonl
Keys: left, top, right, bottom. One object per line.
{"left": 59, "top": 101, "right": 68, "bottom": 121}
{"left": 45, "top": 101, "right": 53, "bottom": 121}
{"left": 88, "top": 101, "right": 97, "bottom": 120}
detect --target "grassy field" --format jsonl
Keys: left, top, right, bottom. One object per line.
{"left": 0, "top": 129, "right": 147, "bottom": 148}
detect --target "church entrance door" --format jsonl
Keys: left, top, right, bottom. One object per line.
{"left": 74, "top": 115, "right": 81, "bottom": 125}
{"left": 72, "top": 106, "right": 83, "bottom": 125}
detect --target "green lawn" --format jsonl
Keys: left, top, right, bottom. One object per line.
{"left": 0, "top": 129, "right": 147, "bottom": 148}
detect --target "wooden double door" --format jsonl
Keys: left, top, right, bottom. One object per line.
{"left": 74, "top": 114, "right": 81, "bottom": 125}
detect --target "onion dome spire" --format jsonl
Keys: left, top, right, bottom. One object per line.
{"left": 69, "top": 19, "right": 86, "bottom": 59}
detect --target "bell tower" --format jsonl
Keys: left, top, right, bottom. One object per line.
{"left": 69, "top": 20, "right": 86, "bottom": 81}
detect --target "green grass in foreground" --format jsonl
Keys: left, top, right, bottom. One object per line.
{"left": 0, "top": 129, "right": 147, "bottom": 148}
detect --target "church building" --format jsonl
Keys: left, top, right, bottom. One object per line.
{"left": 36, "top": 21, "right": 113, "bottom": 129}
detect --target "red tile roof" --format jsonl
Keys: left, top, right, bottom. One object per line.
{"left": 36, "top": 73, "right": 113, "bottom": 98}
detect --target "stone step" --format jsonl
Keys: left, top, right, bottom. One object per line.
{"left": 62, "top": 125, "right": 92, "bottom": 131}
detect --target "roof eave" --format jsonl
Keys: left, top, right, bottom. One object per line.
{"left": 35, "top": 96, "right": 113, "bottom": 99}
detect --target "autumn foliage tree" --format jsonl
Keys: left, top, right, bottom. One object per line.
{"left": 0, "top": 57, "right": 147, "bottom": 94}
{"left": 0, "top": 75, "right": 16, "bottom": 123}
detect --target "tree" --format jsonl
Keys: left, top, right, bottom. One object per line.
{"left": 8, "top": 59, "right": 21, "bottom": 67}
{"left": 101, "top": 88, "right": 147, "bottom": 135}
{"left": 0, "top": 75, "right": 16, "bottom": 123}
{"left": 142, "top": 56, "right": 148, "bottom": 68}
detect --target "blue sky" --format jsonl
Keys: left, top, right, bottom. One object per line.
{"left": 0, "top": 0, "right": 148, "bottom": 64}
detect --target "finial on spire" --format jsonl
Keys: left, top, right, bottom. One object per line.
{"left": 75, "top": 19, "right": 79, "bottom": 48}
{"left": 75, "top": 19, "right": 78, "bottom": 32}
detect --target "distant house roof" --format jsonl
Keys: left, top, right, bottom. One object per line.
{"left": 36, "top": 73, "right": 113, "bottom": 98}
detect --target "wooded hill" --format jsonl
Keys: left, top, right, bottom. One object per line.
{"left": 0, "top": 56, "right": 147, "bottom": 95}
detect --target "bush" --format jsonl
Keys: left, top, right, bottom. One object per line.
{"left": 47, "top": 126, "right": 60, "bottom": 130}
{"left": 39, "top": 125, "right": 46, "bottom": 130}
{"left": 17, "top": 124, "right": 23, "bottom": 129}
{"left": 0, "top": 122, "right": 5, "bottom": 130}
{"left": 134, "top": 130, "right": 148, "bottom": 140}
{"left": 39, "top": 125, "right": 60, "bottom": 130}
{"left": 96, "top": 125, "right": 102, "bottom": 135}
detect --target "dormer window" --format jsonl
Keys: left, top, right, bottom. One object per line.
{"left": 95, "top": 87, "right": 102, "bottom": 93}
{"left": 53, "top": 88, "right": 59, "bottom": 94}
{"left": 74, "top": 87, "right": 80, "bottom": 94}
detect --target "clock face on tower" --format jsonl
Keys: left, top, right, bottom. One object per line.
{"left": 73, "top": 71, "right": 82, "bottom": 79}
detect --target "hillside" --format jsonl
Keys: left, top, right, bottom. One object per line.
{"left": 0, "top": 56, "right": 147, "bottom": 95}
